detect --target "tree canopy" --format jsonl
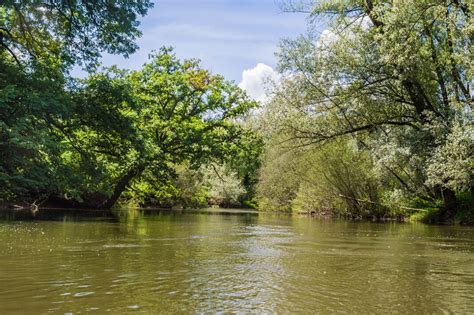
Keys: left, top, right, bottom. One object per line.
{"left": 0, "top": 0, "right": 153, "bottom": 70}
{"left": 0, "top": 1, "right": 261, "bottom": 210}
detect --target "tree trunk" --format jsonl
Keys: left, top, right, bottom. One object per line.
{"left": 438, "top": 188, "right": 457, "bottom": 223}
{"left": 98, "top": 163, "right": 145, "bottom": 209}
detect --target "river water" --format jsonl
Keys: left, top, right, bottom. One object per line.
{"left": 0, "top": 208, "right": 473, "bottom": 314}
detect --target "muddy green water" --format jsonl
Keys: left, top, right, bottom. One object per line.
{"left": 0, "top": 208, "right": 473, "bottom": 314}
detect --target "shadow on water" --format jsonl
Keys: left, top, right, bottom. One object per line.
{"left": 0, "top": 208, "right": 118, "bottom": 222}
{"left": 0, "top": 207, "right": 259, "bottom": 223}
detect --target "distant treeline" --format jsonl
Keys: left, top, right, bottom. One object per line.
{"left": 0, "top": 1, "right": 472, "bottom": 223}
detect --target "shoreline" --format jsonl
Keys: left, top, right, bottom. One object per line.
{"left": 0, "top": 204, "right": 472, "bottom": 225}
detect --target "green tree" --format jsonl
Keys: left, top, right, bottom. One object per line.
{"left": 0, "top": 0, "right": 153, "bottom": 204}
{"left": 0, "top": 56, "right": 74, "bottom": 201}
{"left": 60, "top": 49, "right": 256, "bottom": 209}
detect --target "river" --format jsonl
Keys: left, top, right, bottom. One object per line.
{"left": 0, "top": 208, "right": 473, "bottom": 314}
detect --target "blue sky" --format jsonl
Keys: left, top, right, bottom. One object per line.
{"left": 98, "top": 0, "right": 309, "bottom": 85}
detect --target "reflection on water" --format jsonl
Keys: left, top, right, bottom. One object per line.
{"left": 0, "top": 208, "right": 473, "bottom": 314}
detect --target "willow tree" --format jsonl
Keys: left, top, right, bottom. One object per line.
{"left": 273, "top": 0, "right": 473, "bottom": 220}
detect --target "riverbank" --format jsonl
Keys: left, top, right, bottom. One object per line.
{"left": 294, "top": 199, "right": 474, "bottom": 225}
{"left": 1, "top": 195, "right": 472, "bottom": 225}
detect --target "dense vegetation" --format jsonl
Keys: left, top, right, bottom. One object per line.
{"left": 0, "top": 1, "right": 261, "bottom": 209}
{"left": 0, "top": 1, "right": 472, "bottom": 223}
{"left": 255, "top": 0, "right": 473, "bottom": 223}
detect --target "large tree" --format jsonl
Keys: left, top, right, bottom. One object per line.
{"left": 55, "top": 49, "right": 256, "bottom": 209}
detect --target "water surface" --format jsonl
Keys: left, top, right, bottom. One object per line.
{"left": 0, "top": 208, "right": 473, "bottom": 313}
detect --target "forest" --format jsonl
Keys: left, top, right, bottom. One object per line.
{"left": 0, "top": 0, "right": 472, "bottom": 224}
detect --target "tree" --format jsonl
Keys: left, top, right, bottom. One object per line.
{"left": 58, "top": 48, "right": 256, "bottom": 209}
{"left": 0, "top": 55, "right": 72, "bottom": 201}
{"left": 271, "top": 0, "right": 473, "bottom": 220}
{"left": 426, "top": 122, "right": 473, "bottom": 195}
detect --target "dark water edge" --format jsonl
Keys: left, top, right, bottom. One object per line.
{"left": 2, "top": 194, "right": 473, "bottom": 225}
{"left": 1, "top": 206, "right": 473, "bottom": 227}
{"left": 0, "top": 207, "right": 117, "bottom": 222}
{"left": 0, "top": 206, "right": 440, "bottom": 224}
{"left": 0, "top": 207, "right": 259, "bottom": 223}
{"left": 0, "top": 207, "right": 405, "bottom": 225}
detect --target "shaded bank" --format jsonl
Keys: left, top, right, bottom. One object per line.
{"left": 0, "top": 207, "right": 259, "bottom": 223}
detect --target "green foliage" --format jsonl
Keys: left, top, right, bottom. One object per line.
{"left": 0, "top": 56, "right": 70, "bottom": 200}
{"left": 201, "top": 163, "right": 246, "bottom": 207}
{"left": 454, "top": 191, "right": 474, "bottom": 225}
{"left": 296, "top": 140, "right": 381, "bottom": 217}
{"left": 220, "top": 128, "right": 263, "bottom": 203}
{"left": 257, "top": 135, "right": 383, "bottom": 217}
{"left": 123, "top": 163, "right": 208, "bottom": 209}
{"left": 0, "top": 0, "right": 153, "bottom": 70}
{"left": 57, "top": 48, "right": 257, "bottom": 208}
{"left": 0, "top": 0, "right": 151, "bottom": 203}
{"left": 0, "top": 3, "right": 261, "bottom": 210}
{"left": 426, "top": 121, "right": 474, "bottom": 192}
{"left": 256, "top": 0, "right": 473, "bottom": 220}
{"left": 256, "top": 136, "right": 300, "bottom": 212}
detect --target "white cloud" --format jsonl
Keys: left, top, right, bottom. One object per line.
{"left": 238, "top": 63, "right": 280, "bottom": 103}
{"left": 316, "top": 16, "right": 372, "bottom": 51}
{"left": 316, "top": 29, "right": 338, "bottom": 49}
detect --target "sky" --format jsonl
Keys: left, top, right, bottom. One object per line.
{"left": 94, "top": 0, "right": 310, "bottom": 101}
